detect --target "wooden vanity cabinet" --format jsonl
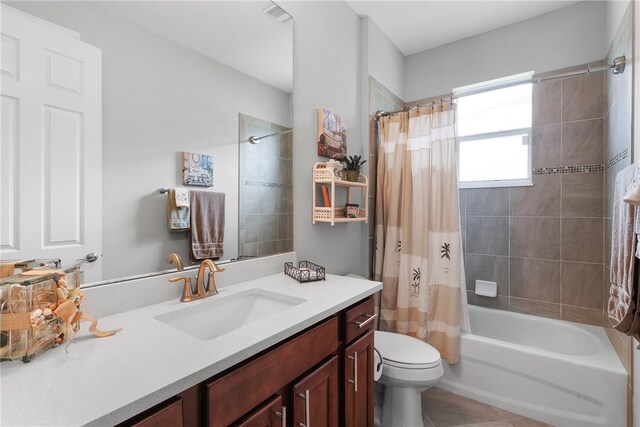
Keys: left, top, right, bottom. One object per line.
{"left": 342, "top": 297, "right": 376, "bottom": 427}
{"left": 119, "top": 295, "right": 376, "bottom": 427}
{"left": 205, "top": 316, "right": 339, "bottom": 426}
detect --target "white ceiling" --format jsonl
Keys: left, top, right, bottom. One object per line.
{"left": 92, "top": 1, "right": 583, "bottom": 93}
{"left": 347, "top": 0, "right": 583, "bottom": 56}
{"left": 94, "top": 1, "right": 293, "bottom": 93}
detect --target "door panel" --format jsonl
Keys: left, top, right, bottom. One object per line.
{"left": 0, "top": 6, "right": 102, "bottom": 282}
{"left": 1, "top": 95, "right": 19, "bottom": 251}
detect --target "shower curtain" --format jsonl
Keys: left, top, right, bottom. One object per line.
{"left": 373, "top": 104, "right": 469, "bottom": 364}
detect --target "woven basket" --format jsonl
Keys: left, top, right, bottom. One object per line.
{"left": 0, "top": 267, "right": 80, "bottom": 362}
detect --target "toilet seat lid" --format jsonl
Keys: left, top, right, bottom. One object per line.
{"left": 375, "top": 331, "right": 441, "bottom": 369}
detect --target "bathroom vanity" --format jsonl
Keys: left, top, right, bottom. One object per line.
{"left": 126, "top": 296, "right": 375, "bottom": 426}
{"left": 0, "top": 254, "right": 382, "bottom": 426}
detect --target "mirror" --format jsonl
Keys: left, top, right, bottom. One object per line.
{"left": 1, "top": 1, "right": 293, "bottom": 284}
{"left": 238, "top": 114, "right": 293, "bottom": 260}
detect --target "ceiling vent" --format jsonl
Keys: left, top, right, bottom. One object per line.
{"left": 263, "top": 2, "right": 292, "bottom": 23}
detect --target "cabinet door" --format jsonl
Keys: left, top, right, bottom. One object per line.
{"left": 293, "top": 356, "right": 339, "bottom": 427}
{"left": 344, "top": 330, "right": 374, "bottom": 427}
{"left": 235, "top": 395, "right": 286, "bottom": 427}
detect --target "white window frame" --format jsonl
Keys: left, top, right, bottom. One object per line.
{"left": 457, "top": 128, "right": 533, "bottom": 189}
{"left": 455, "top": 73, "right": 534, "bottom": 189}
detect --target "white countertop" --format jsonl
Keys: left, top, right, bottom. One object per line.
{"left": 0, "top": 273, "right": 381, "bottom": 426}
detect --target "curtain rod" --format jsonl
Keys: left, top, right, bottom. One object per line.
{"left": 248, "top": 128, "right": 292, "bottom": 144}
{"left": 375, "top": 55, "right": 626, "bottom": 120}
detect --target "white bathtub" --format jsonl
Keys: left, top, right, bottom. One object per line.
{"left": 439, "top": 305, "right": 627, "bottom": 427}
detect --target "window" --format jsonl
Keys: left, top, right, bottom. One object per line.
{"left": 456, "top": 74, "right": 533, "bottom": 188}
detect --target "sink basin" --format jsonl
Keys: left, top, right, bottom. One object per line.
{"left": 155, "top": 288, "right": 306, "bottom": 340}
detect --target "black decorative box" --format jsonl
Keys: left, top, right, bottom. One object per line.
{"left": 284, "top": 261, "right": 326, "bottom": 283}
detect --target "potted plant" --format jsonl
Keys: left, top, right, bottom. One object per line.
{"left": 343, "top": 155, "right": 367, "bottom": 182}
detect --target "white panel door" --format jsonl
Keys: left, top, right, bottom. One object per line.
{"left": 1, "top": 7, "right": 102, "bottom": 283}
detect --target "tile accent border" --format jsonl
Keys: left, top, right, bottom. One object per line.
{"left": 244, "top": 180, "right": 291, "bottom": 189}
{"left": 533, "top": 164, "right": 604, "bottom": 175}
{"left": 519, "top": 134, "right": 628, "bottom": 177}
{"left": 605, "top": 148, "right": 629, "bottom": 170}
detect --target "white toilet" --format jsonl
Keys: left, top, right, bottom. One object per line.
{"left": 375, "top": 330, "right": 444, "bottom": 427}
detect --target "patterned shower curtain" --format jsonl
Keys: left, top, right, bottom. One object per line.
{"left": 373, "top": 104, "right": 469, "bottom": 364}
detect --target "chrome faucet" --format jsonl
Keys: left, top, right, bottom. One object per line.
{"left": 195, "top": 259, "right": 225, "bottom": 297}
{"left": 169, "top": 259, "right": 224, "bottom": 303}
{"left": 167, "top": 253, "right": 184, "bottom": 271}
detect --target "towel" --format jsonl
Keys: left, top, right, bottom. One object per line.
{"left": 167, "top": 189, "right": 190, "bottom": 231}
{"left": 189, "top": 191, "right": 225, "bottom": 261}
{"left": 608, "top": 163, "right": 640, "bottom": 335}
{"left": 626, "top": 163, "right": 640, "bottom": 258}
{"left": 175, "top": 188, "right": 190, "bottom": 208}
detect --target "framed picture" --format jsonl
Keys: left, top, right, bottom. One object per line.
{"left": 182, "top": 152, "right": 213, "bottom": 187}
{"left": 317, "top": 108, "right": 347, "bottom": 160}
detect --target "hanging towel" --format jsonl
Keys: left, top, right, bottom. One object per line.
{"left": 175, "top": 188, "right": 190, "bottom": 208}
{"left": 624, "top": 163, "right": 640, "bottom": 258}
{"left": 608, "top": 163, "right": 639, "bottom": 336}
{"left": 167, "top": 189, "right": 190, "bottom": 231}
{"left": 189, "top": 191, "right": 225, "bottom": 261}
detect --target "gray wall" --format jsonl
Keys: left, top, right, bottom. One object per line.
{"left": 7, "top": 2, "right": 292, "bottom": 280}
{"left": 286, "top": 1, "right": 366, "bottom": 276}
{"left": 603, "top": 3, "right": 634, "bottom": 382}
{"left": 404, "top": 1, "right": 607, "bottom": 101}
{"left": 365, "top": 17, "right": 405, "bottom": 102}
{"left": 606, "top": 0, "right": 632, "bottom": 49}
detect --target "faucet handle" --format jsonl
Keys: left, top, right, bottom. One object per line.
{"left": 169, "top": 276, "right": 193, "bottom": 302}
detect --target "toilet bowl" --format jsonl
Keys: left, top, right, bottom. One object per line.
{"left": 375, "top": 330, "right": 443, "bottom": 427}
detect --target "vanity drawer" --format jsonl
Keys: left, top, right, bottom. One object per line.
{"left": 206, "top": 316, "right": 339, "bottom": 426}
{"left": 129, "top": 396, "right": 183, "bottom": 427}
{"left": 344, "top": 296, "right": 376, "bottom": 344}
{"left": 234, "top": 395, "right": 285, "bottom": 427}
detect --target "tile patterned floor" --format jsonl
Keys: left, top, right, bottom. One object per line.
{"left": 420, "top": 388, "right": 552, "bottom": 427}
{"left": 375, "top": 386, "right": 552, "bottom": 427}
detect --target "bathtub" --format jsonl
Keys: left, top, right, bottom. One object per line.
{"left": 439, "top": 305, "right": 627, "bottom": 426}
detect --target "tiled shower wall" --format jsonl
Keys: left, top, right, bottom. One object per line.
{"left": 367, "top": 76, "right": 404, "bottom": 278}
{"left": 369, "top": 60, "right": 629, "bottom": 333}
{"left": 603, "top": 5, "right": 634, "bottom": 381}
{"left": 238, "top": 114, "right": 293, "bottom": 259}
{"left": 463, "top": 62, "right": 606, "bottom": 326}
